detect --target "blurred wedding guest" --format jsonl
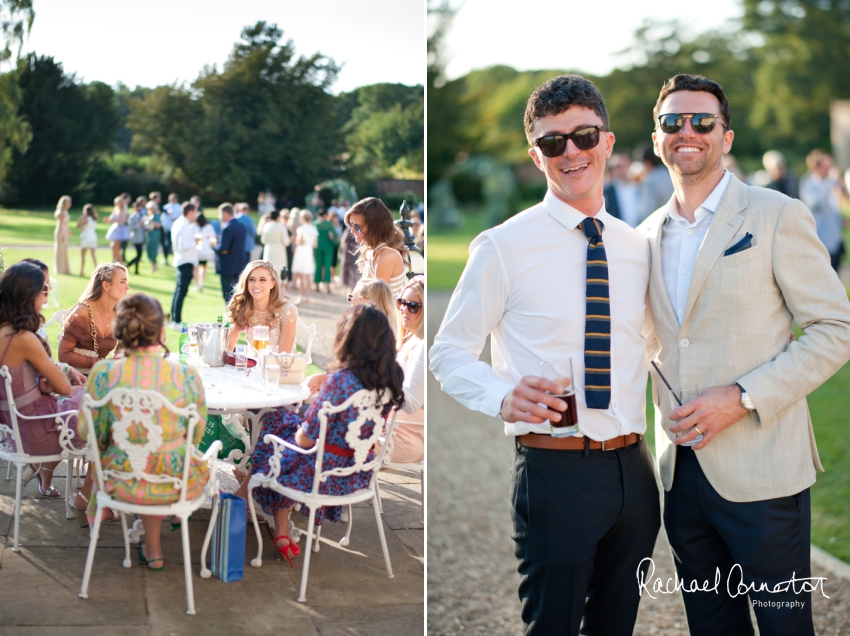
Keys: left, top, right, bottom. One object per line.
{"left": 235, "top": 202, "right": 258, "bottom": 263}
{"left": 340, "top": 224, "right": 360, "bottom": 291}
{"left": 763, "top": 150, "right": 799, "bottom": 199}
{"left": 603, "top": 153, "right": 640, "bottom": 227}
{"left": 291, "top": 210, "right": 318, "bottom": 304}
{"left": 801, "top": 149, "right": 847, "bottom": 271}
{"left": 53, "top": 195, "right": 72, "bottom": 275}
{"left": 58, "top": 263, "right": 129, "bottom": 375}
{"left": 330, "top": 213, "right": 342, "bottom": 283}
{"left": 161, "top": 193, "right": 182, "bottom": 266}
{"left": 77, "top": 293, "right": 210, "bottom": 561}
{"left": 76, "top": 204, "right": 99, "bottom": 277}
{"left": 236, "top": 304, "right": 404, "bottom": 566}
{"left": 285, "top": 208, "right": 300, "bottom": 282}
{"left": 143, "top": 202, "right": 163, "bottom": 273}
{"left": 226, "top": 260, "right": 297, "bottom": 355}
{"left": 193, "top": 213, "right": 217, "bottom": 292}
{"left": 189, "top": 195, "right": 203, "bottom": 212}
{"left": 213, "top": 203, "right": 248, "bottom": 304}
{"left": 170, "top": 203, "right": 198, "bottom": 328}
{"left": 0, "top": 262, "right": 86, "bottom": 497}
{"left": 126, "top": 200, "right": 146, "bottom": 275}
{"left": 314, "top": 209, "right": 337, "bottom": 293}
{"left": 722, "top": 154, "right": 746, "bottom": 182}
{"left": 348, "top": 278, "right": 395, "bottom": 336}
{"left": 345, "top": 197, "right": 409, "bottom": 299}
{"left": 261, "top": 209, "right": 290, "bottom": 281}
{"left": 105, "top": 195, "right": 130, "bottom": 264}
{"left": 636, "top": 146, "right": 674, "bottom": 224}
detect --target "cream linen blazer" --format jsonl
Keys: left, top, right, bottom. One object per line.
{"left": 639, "top": 175, "right": 850, "bottom": 502}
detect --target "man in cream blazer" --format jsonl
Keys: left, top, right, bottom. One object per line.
{"left": 639, "top": 74, "right": 850, "bottom": 636}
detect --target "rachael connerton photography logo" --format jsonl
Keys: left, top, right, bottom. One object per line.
{"left": 636, "top": 558, "right": 830, "bottom": 600}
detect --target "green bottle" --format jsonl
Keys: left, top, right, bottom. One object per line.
{"left": 216, "top": 314, "right": 223, "bottom": 324}
{"left": 178, "top": 322, "right": 189, "bottom": 363}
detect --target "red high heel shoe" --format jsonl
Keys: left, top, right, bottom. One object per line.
{"left": 273, "top": 534, "right": 301, "bottom": 568}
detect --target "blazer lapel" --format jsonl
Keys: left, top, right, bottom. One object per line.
{"left": 646, "top": 213, "right": 679, "bottom": 332}
{"left": 682, "top": 176, "right": 748, "bottom": 322}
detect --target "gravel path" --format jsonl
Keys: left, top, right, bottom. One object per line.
{"left": 427, "top": 290, "right": 850, "bottom": 635}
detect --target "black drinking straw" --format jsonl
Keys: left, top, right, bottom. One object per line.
{"left": 651, "top": 361, "right": 682, "bottom": 406}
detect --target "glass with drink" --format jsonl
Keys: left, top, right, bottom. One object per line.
{"left": 539, "top": 357, "right": 579, "bottom": 437}
{"left": 234, "top": 344, "right": 248, "bottom": 377}
{"left": 669, "top": 383, "right": 701, "bottom": 446}
{"left": 252, "top": 325, "right": 269, "bottom": 355}
{"left": 264, "top": 363, "right": 281, "bottom": 394}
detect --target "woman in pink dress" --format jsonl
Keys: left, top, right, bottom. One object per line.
{"left": 0, "top": 261, "right": 85, "bottom": 497}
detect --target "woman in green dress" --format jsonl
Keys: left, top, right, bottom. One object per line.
{"left": 143, "top": 201, "right": 163, "bottom": 273}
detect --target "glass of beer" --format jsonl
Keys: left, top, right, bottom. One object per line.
{"left": 539, "top": 357, "right": 579, "bottom": 437}
{"left": 252, "top": 325, "right": 269, "bottom": 355}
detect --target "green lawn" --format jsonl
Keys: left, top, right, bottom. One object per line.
{"left": 430, "top": 212, "right": 850, "bottom": 563}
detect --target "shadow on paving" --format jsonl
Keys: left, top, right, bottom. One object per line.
{"left": 426, "top": 289, "right": 850, "bottom": 636}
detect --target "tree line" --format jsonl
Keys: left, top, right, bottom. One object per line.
{"left": 0, "top": 18, "right": 423, "bottom": 207}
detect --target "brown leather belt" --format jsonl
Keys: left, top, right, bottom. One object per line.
{"left": 517, "top": 432, "right": 643, "bottom": 452}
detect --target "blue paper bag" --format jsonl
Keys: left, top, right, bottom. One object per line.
{"left": 210, "top": 493, "right": 246, "bottom": 582}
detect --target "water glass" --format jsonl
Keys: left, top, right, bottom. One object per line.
{"left": 265, "top": 363, "right": 281, "bottom": 394}
{"left": 235, "top": 344, "right": 248, "bottom": 376}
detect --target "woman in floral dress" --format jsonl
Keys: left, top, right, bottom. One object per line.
{"left": 243, "top": 304, "right": 404, "bottom": 566}
{"left": 79, "top": 293, "right": 210, "bottom": 570}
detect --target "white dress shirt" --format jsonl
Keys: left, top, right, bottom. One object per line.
{"left": 430, "top": 190, "right": 650, "bottom": 441}
{"left": 661, "top": 171, "right": 731, "bottom": 325}
{"left": 171, "top": 215, "right": 199, "bottom": 267}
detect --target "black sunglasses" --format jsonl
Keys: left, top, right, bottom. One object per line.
{"left": 656, "top": 113, "right": 726, "bottom": 134}
{"left": 534, "top": 125, "right": 606, "bottom": 157}
{"left": 396, "top": 298, "right": 422, "bottom": 314}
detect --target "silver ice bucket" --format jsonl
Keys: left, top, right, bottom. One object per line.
{"left": 195, "top": 322, "right": 228, "bottom": 367}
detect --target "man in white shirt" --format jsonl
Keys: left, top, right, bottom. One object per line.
{"left": 170, "top": 202, "right": 198, "bottom": 329}
{"left": 639, "top": 74, "right": 850, "bottom": 636}
{"left": 430, "top": 75, "right": 660, "bottom": 636}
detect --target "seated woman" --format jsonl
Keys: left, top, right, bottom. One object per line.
{"left": 78, "top": 293, "right": 210, "bottom": 570}
{"left": 0, "top": 262, "right": 85, "bottom": 497}
{"left": 237, "top": 304, "right": 404, "bottom": 566}
{"left": 387, "top": 275, "right": 425, "bottom": 463}
{"left": 348, "top": 278, "right": 396, "bottom": 338}
{"left": 344, "top": 197, "right": 409, "bottom": 300}
{"left": 58, "top": 263, "right": 129, "bottom": 375}
{"left": 226, "top": 260, "right": 297, "bottom": 356}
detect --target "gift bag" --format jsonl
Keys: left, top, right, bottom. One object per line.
{"left": 198, "top": 414, "right": 247, "bottom": 461}
{"left": 210, "top": 493, "right": 246, "bottom": 582}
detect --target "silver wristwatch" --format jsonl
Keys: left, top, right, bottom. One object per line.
{"left": 736, "top": 383, "right": 755, "bottom": 411}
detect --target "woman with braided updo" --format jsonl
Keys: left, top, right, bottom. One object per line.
{"left": 78, "top": 293, "right": 210, "bottom": 569}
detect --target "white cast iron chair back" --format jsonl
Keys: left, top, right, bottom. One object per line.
{"left": 77, "top": 387, "right": 222, "bottom": 615}
{"left": 245, "top": 387, "right": 398, "bottom": 603}
{"left": 0, "top": 365, "right": 83, "bottom": 552}
{"left": 295, "top": 317, "right": 317, "bottom": 365}
{"left": 377, "top": 419, "right": 425, "bottom": 525}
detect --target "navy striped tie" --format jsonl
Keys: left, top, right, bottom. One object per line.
{"left": 579, "top": 217, "right": 611, "bottom": 409}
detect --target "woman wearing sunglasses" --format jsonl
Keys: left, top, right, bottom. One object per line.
{"left": 344, "top": 197, "right": 409, "bottom": 301}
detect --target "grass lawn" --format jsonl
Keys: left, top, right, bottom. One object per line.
{"left": 429, "top": 211, "right": 850, "bottom": 563}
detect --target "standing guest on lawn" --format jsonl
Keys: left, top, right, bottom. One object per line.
{"left": 285, "top": 209, "right": 300, "bottom": 282}
{"left": 345, "top": 197, "right": 409, "bottom": 300}
{"left": 58, "top": 263, "right": 129, "bottom": 375}
{"left": 53, "top": 195, "right": 72, "bottom": 275}
{"left": 143, "top": 202, "right": 163, "bottom": 273}
{"left": 340, "top": 223, "right": 360, "bottom": 292}
{"left": 260, "top": 209, "right": 290, "bottom": 281}
{"left": 105, "top": 195, "right": 130, "bottom": 264}
{"left": 126, "top": 200, "right": 146, "bottom": 275}
{"left": 161, "top": 193, "right": 182, "bottom": 266}
{"left": 76, "top": 204, "right": 99, "bottom": 277}
{"left": 640, "top": 73, "right": 850, "bottom": 636}
{"left": 170, "top": 203, "right": 198, "bottom": 329}
{"left": 431, "top": 75, "right": 660, "bottom": 635}
{"left": 193, "top": 213, "right": 216, "bottom": 292}
{"left": 235, "top": 202, "right": 258, "bottom": 263}
{"left": 313, "top": 209, "right": 336, "bottom": 293}
{"left": 214, "top": 203, "right": 248, "bottom": 304}
{"left": 291, "top": 210, "right": 318, "bottom": 304}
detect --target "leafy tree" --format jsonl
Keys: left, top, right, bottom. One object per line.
{"left": 1, "top": 55, "right": 118, "bottom": 205}
{"left": 0, "top": 0, "right": 32, "bottom": 66}
{"left": 0, "top": 0, "right": 33, "bottom": 181}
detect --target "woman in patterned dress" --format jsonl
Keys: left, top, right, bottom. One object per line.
{"left": 79, "top": 293, "right": 210, "bottom": 570}
{"left": 239, "top": 304, "right": 404, "bottom": 566}
{"left": 225, "top": 260, "right": 297, "bottom": 356}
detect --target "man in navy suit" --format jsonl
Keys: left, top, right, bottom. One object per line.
{"left": 214, "top": 203, "right": 248, "bottom": 304}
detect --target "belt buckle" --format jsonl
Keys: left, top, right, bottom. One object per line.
{"left": 601, "top": 439, "right": 608, "bottom": 451}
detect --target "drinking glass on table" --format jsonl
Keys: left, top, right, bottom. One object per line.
{"left": 539, "top": 357, "right": 579, "bottom": 437}
{"left": 252, "top": 325, "right": 269, "bottom": 355}
{"left": 234, "top": 344, "right": 248, "bottom": 376}
{"left": 264, "top": 363, "right": 281, "bottom": 394}
{"left": 669, "top": 383, "right": 702, "bottom": 446}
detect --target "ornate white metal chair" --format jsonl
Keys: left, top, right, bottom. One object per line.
{"left": 77, "top": 387, "right": 222, "bottom": 615}
{"left": 0, "top": 365, "right": 82, "bottom": 552}
{"left": 43, "top": 308, "right": 70, "bottom": 331}
{"left": 244, "top": 387, "right": 398, "bottom": 603}
{"left": 377, "top": 420, "right": 425, "bottom": 525}
{"left": 295, "top": 317, "right": 317, "bottom": 365}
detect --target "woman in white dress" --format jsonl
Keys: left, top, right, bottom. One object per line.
{"left": 291, "top": 210, "right": 318, "bottom": 304}
{"left": 261, "top": 209, "right": 290, "bottom": 280}
{"left": 76, "top": 204, "right": 99, "bottom": 278}
{"left": 104, "top": 195, "right": 130, "bottom": 264}
{"left": 193, "top": 213, "right": 217, "bottom": 291}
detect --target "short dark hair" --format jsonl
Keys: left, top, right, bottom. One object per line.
{"left": 653, "top": 74, "right": 732, "bottom": 129}
{"left": 218, "top": 203, "right": 234, "bottom": 217}
{"left": 524, "top": 75, "right": 609, "bottom": 144}
{"left": 182, "top": 203, "right": 196, "bottom": 215}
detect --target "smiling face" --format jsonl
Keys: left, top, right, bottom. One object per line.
{"left": 246, "top": 266, "right": 275, "bottom": 303}
{"left": 528, "top": 106, "right": 614, "bottom": 216}
{"left": 652, "top": 90, "right": 734, "bottom": 185}
{"left": 348, "top": 212, "right": 366, "bottom": 244}
{"left": 399, "top": 286, "right": 422, "bottom": 334}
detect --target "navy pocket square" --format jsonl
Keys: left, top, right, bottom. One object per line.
{"left": 724, "top": 232, "right": 753, "bottom": 256}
